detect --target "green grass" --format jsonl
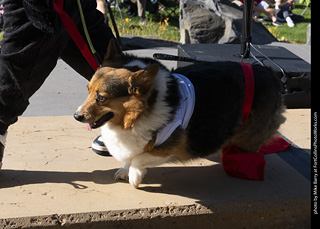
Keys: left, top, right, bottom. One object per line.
{"left": 110, "top": 3, "right": 310, "bottom": 44}
{"left": 109, "top": 7, "right": 180, "bottom": 42}
{"left": 261, "top": 4, "right": 311, "bottom": 44}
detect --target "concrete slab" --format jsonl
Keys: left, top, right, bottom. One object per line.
{"left": 0, "top": 109, "right": 311, "bottom": 227}
{"left": 279, "top": 109, "right": 311, "bottom": 152}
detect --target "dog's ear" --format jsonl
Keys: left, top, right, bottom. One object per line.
{"left": 123, "top": 98, "right": 144, "bottom": 129}
{"left": 123, "top": 64, "right": 159, "bottom": 129}
{"left": 128, "top": 64, "right": 159, "bottom": 97}
{"left": 102, "top": 39, "right": 123, "bottom": 67}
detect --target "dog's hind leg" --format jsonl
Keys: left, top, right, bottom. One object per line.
{"left": 231, "top": 106, "right": 286, "bottom": 153}
{"left": 128, "top": 153, "right": 173, "bottom": 188}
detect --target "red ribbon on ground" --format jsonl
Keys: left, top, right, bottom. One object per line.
{"left": 53, "top": 0, "right": 99, "bottom": 71}
{"left": 221, "top": 63, "right": 290, "bottom": 180}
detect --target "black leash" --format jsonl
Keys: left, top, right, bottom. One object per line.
{"left": 104, "top": 0, "right": 123, "bottom": 49}
{"left": 153, "top": 53, "right": 216, "bottom": 63}
{"left": 153, "top": 48, "right": 288, "bottom": 86}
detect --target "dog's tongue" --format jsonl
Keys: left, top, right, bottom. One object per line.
{"left": 86, "top": 123, "right": 93, "bottom": 131}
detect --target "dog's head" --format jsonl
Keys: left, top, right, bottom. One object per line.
{"left": 74, "top": 62, "right": 159, "bottom": 130}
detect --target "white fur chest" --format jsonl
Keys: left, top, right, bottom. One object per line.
{"left": 100, "top": 62, "right": 174, "bottom": 163}
{"left": 100, "top": 123, "right": 151, "bottom": 163}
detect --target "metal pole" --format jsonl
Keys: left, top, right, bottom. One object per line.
{"left": 240, "top": 0, "right": 254, "bottom": 59}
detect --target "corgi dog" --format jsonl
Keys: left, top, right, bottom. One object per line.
{"left": 74, "top": 40, "right": 286, "bottom": 188}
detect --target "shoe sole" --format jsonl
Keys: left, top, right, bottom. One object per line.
{"left": 92, "top": 140, "right": 111, "bottom": 156}
{"left": 92, "top": 148, "right": 112, "bottom": 156}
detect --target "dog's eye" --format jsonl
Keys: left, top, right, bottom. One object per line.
{"left": 96, "top": 93, "right": 106, "bottom": 103}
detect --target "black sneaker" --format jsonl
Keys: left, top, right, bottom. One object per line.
{"left": 257, "top": 16, "right": 271, "bottom": 22}
{"left": 92, "top": 136, "right": 111, "bottom": 156}
{"left": 272, "top": 20, "right": 284, "bottom": 26}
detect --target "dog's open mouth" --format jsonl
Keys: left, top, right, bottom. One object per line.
{"left": 87, "top": 112, "right": 114, "bottom": 131}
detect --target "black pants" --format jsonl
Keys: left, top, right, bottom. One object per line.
{"left": 275, "top": 5, "right": 290, "bottom": 20}
{"left": 0, "top": 0, "right": 119, "bottom": 134}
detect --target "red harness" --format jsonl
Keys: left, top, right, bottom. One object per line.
{"left": 221, "top": 63, "right": 290, "bottom": 180}
{"left": 53, "top": 0, "right": 99, "bottom": 71}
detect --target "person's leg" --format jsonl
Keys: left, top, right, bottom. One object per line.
{"left": 0, "top": 0, "right": 117, "bottom": 166}
{"left": 96, "top": 0, "right": 105, "bottom": 15}
{"left": 130, "top": 0, "right": 146, "bottom": 25}
{"left": 276, "top": 5, "right": 294, "bottom": 27}
{"left": 0, "top": 0, "right": 118, "bottom": 130}
{"left": 136, "top": 0, "right": 146, "bottom": 18}
{"left": 0, "top": 0, "right": 118, "bottom": 166}
{"left": 265, "top": 8, "right": 277, "bottom": 21}
{"left": 252, "top": 5, "right": 263, "bottom": 18}
{"left": 257, "top": 1, "right": 283, "bottom": 26}
{"left": 283, "top": 6, "right": 294, "bottom": 27}
{"left": 0, "top": 1, "right": 65, "bottom": 133}
{"left": 0, "top": 0, "right": 68, "bottom": 167}
{"left": 281, "top": 5, "right": 295, "bottom": 27}
{"left": 137, "top": 0, "right": 146, "bottom": 25}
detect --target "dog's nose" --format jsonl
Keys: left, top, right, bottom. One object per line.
{"left": 74, "top": 112, "right": 84, "bottom": 122}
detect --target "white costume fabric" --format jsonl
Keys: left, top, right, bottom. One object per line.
{"left": 154, "top": 73, "right": 195, "bottom": 146}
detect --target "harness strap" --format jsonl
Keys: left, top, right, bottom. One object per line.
{"left": 53, "top": 0, "right": 99, "bottom": 71}
{"left": 221, "top": 63, "right": 290, "bottom": 180}
{"left": 239, "top": 62, "right": 255, "bottom": 123}
{"left": 154, "top": 73, "right": 195, "bottom": 147}
{"left": 221, "top": 63, "right": 265, "bottom": 180}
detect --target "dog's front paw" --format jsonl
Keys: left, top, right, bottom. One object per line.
{"left": 129, "top": 167, "right": 146, "bottom": 188}
{"left": 113, "top": 167, "right": 129, "bottom": 181}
